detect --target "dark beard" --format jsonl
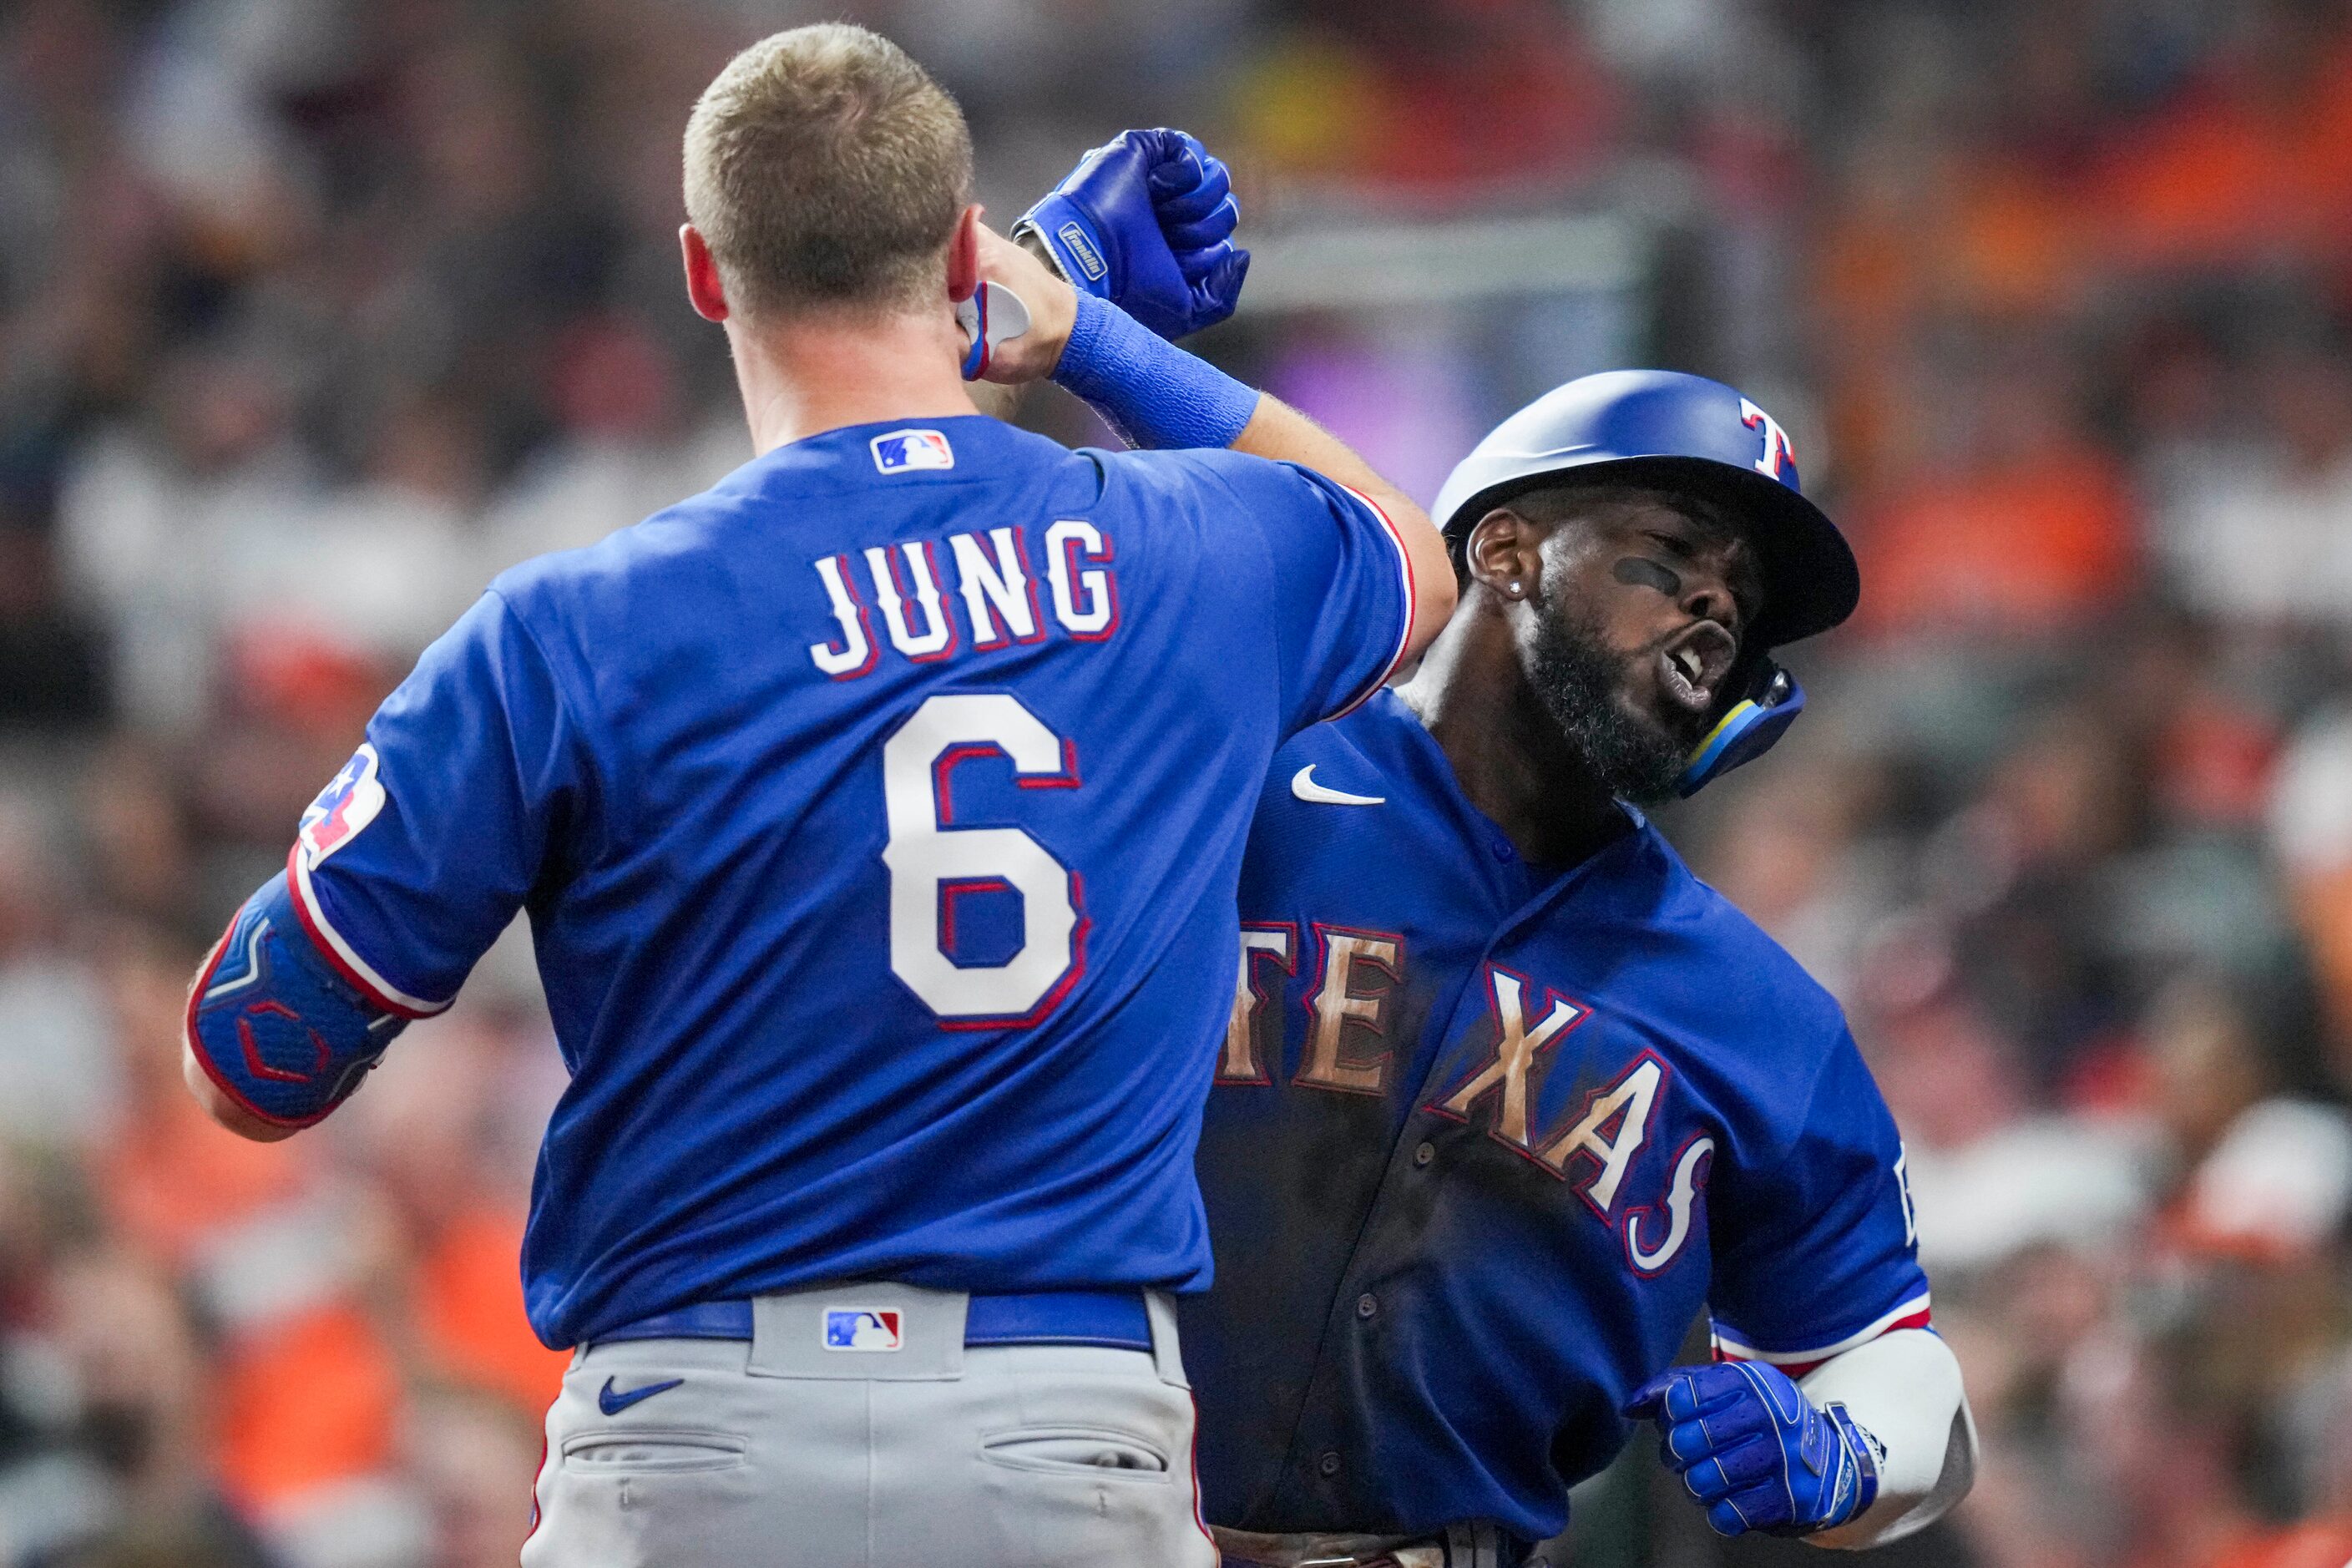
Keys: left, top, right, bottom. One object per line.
{"left": 1529, "top": 609, "right": 1691, "bottom": 805}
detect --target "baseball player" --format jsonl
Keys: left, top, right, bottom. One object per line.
{"left": 1030, "top": 140, "right": 1978, "bottom": 1566}
{"left": 177, "top": 30, "right": 1453, "bottom": 1568}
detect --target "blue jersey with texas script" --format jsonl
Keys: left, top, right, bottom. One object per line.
{"left": 266, "top": 414, "right": 1414, "bottom": 1348}
{"left": 1183, "top": 692, "right": 1927, "bottom": 1546}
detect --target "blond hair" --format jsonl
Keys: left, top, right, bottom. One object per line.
{"left": 683, "top": 23, "right": 973, "bottom": 317}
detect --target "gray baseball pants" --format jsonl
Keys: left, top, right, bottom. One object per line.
{"left": 522, "top": 1282, "right": 1220, "bottom": 1568}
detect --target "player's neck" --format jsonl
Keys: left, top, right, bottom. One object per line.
{"left": 1397, "top": 601, "right": 1630, "bottom": 871}
{"left": 726, "top": 305, "right": 982, "bottom": 455}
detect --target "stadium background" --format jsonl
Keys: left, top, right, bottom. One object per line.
{"left": 3, "top": 0, "right": 2352, "bottom": 1564}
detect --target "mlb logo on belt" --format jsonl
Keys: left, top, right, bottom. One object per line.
{"left": 871, "top": 428, "right": 954, "bottom": 473}
{"left": 822, "top": 1308, "right": 903, "bottom": 1352}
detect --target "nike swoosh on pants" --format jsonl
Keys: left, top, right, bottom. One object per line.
{"left": 599, "top": 1376, "right": 685, "bottom": 1417}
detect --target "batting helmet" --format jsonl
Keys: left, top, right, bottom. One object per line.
{"left": 1429, "top": 370, "right": 1859, "bottom": 797}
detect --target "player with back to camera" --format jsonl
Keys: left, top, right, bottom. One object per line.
{"left": 1016, "top": 136, "right": 1978, "bottom": 1565}
{"left": 176, "top": 28, "right": 1456, "bottom": 1568}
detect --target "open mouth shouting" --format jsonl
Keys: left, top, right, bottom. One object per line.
{"left": 1655, "top": 620, "right": 1737, "bottom": 716}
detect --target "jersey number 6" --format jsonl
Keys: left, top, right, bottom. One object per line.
{"left": 882, "top": 694, "right": 1080, "bottom": 1023}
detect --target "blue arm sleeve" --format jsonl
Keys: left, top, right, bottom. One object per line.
{"left": 286, "top": 589, "right": 587, "bottom": 1014}
{"left": 186, "top": 872, "right": 406, "bottom": 1127}
{"left": 1707, "top": 1034, "right": 1932, "bottom": 1368}
{"left": 1197, "top": 453, "right": 1418, "bottom": 735}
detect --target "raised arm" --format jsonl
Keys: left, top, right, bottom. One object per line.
{"left": 977, "top": 225, "right": 1454, "bottom": 661}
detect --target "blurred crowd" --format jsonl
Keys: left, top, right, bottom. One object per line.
{"left": 4, "top": 0, "right": 2352, "bottom": 1565}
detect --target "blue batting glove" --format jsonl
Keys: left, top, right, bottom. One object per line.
{"left": 1016, "top": 128, "right": 1249, "bottom": 340}
{"left": 1623, "top": 1362, "right": 1882, "bottom": 1538}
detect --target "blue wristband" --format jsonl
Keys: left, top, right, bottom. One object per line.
{"left": 1051, "top": 291, "right": 1258, "bottom": 450}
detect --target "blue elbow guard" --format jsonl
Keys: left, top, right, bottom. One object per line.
{"left": 1050, "top": 291, "right": 1258, "bottom": 451}
{"left": 186, "top": 872, "right": 406, "bottom": 1127}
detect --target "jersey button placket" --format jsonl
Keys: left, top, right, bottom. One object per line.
{"left": 1354, "top": 1292, "right": 1378, "bottom": 1320}
{"left": 1412, "top": 1140, "right": 1435, "bottom": 1167}
{"left": 1317, "top": 1450, "right": 1342, "bottom": 1479}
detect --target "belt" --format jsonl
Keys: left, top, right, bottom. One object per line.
{"left": 1212, "top": 1523, "right": 1520, "bottom": 1568}
{"left": 591, "top": 1288, "right": 1153, "bottom": 1351}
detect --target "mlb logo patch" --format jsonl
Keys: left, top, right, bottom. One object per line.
{"left": 871, "top": 428, "right": 954, "bottom": 474}
{"left": 822, "top": 1308, "right": 903, "bottom": 1352}
{"left": 297, "top": 744, "right": 386, "bottom": 869}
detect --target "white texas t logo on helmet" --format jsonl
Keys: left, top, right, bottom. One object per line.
{"left": 1738, "top": 397, "right": 1796, "bottom": 481}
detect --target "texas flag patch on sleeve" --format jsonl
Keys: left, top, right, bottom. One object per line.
{"left": 870, "top": 428, "right": 955, "bottom": 473}
{"left": 297, "top": 744, "right": 387, "bottom": 869}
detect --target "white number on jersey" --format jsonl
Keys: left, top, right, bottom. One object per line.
{"left": 881, "top": 694, "right": 1079, "bottom": 1021}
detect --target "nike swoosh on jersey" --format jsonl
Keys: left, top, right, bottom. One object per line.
{"left": 598, "top": 1376, "right": 685, "bottom": 1417}
{"left": 1291, "top": 765, "right": 1386, "bottom": 807}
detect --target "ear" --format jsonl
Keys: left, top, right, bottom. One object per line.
{"left": 681, "top": 225, "right": 729, "bottom": 323}
{"left": 945, "top": 205, "right": 984, "bottom": 305}
{"left": 1462, "top": 507, "right": 1547, "bottom": 600}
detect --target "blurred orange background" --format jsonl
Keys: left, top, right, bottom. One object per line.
{"left": 8, "top": 2, "right": 2352, "bottom": 1566}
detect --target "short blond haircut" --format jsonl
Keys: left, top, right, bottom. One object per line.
{"left": 683, "top": 24, "right": 973, "bottom": 317}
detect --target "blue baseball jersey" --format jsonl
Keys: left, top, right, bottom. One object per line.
{"left": 1184, "top": 692, "right": 1928, "bottom": 1545}
{"left": 280, "top": 414, "right": 1415, "bottom": 1348}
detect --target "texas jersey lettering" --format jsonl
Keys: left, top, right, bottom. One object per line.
{"left": 205, "top": 415, "right": 1415, "bottom": 1348}
{"left": 1186, "top": 691, "right": 1928, "bottom": 1545}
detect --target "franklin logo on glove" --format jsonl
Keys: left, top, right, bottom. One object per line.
{"left": 1056, "top": 221, "right": 1106, "bottom": 281}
